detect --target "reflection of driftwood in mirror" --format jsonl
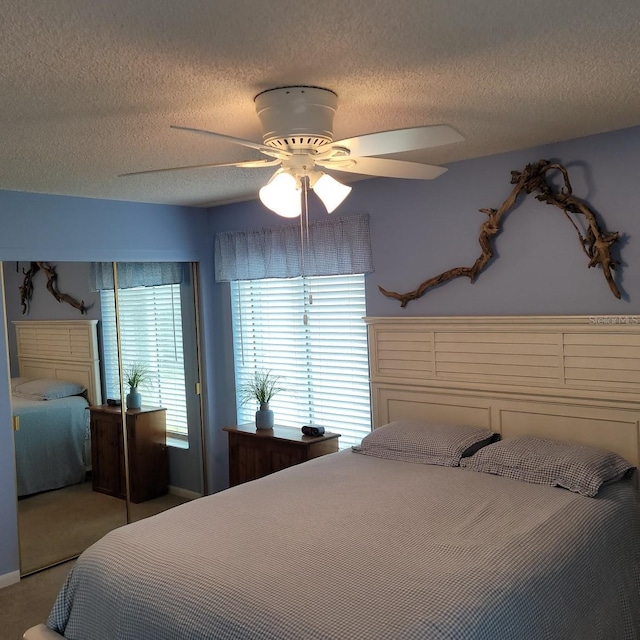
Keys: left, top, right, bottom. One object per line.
{"left": 20, "top": 261, "right": 87, "bottom": 314}
{"left": 379, "top": 160, "right": 622, "bottom": 307}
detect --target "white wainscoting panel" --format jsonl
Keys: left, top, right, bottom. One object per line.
{"left": 366, "top": 316, "right": 640, "bottom": 468}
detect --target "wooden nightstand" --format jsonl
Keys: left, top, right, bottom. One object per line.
{"left": 223, "top": 424, "right": 341, "bottom": 487}
{"left": 89, "top": 405, "right": 169, "bottom": 503}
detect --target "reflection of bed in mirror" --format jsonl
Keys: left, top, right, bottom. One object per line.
{"left": 24, "top": 315, "right": 640, "bottom": 640}
{"left": 12, "top": 320, "right": 101, "bottom": 497}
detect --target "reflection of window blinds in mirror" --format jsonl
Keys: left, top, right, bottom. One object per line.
{"left": 101, "top": 284, "right": 188, "bottom": 438}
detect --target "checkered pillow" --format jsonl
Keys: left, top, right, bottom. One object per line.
{"left": 352, "top": 421, "right": 499, "bottom": 466}
{"left": 460, "top": 436, "right": 636, "bottom": 497}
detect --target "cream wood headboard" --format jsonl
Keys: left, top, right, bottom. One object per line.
{"left": 13, "top": 320, "right": 102, "bottom": 406}
{"left": 365, "top": 315, "right": 640, "bottom": 468}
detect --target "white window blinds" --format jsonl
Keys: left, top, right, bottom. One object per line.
{"left": 100, "top": 284, "right": 188, "bottom": 438}
{"left": 231, "top": 274, "right": 371, "bottom": 449}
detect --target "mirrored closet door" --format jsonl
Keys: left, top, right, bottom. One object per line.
{"left": 105, "top": 261, "right": 205, "bottom": 524}
{"left": 3, "top": 260, "right": 206, "bottom": 576}
{"left": 4, "top": 261, "right": 127, "bottom": 575}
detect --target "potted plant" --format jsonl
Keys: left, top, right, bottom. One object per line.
{"left": 124, "top": 363, "right": 148, "bottom": 410}
{"left": 239, "top": 369, "right": 286, "bottom": 429}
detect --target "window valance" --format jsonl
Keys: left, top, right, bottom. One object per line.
{"left": 89, "top": 262, "right": 184, "bottom": 291}
{"left": 214, "top": 213, "right": 373, "bottom": 282}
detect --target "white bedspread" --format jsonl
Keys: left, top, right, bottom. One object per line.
{"left": 49, "top": 449, "right": 640, "bottom": 639}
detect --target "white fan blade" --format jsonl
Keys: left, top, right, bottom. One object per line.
{"left": 170, "top": 125, "right": 289, "bottom": 158}
{"left": 329, "top": 125, "right": 464, "bottom": 157}
{"left": 318, "top": 156, "right": 447, "bottom": 180}
{"left": 119, "top": 158, "right": 281, "bottom": 177}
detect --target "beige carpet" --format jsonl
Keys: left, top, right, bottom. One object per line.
{"left": 0, "top": 560, "right": 73, "bottom": 640}
{"left": 18, "top": 480, "right": 127, "bottom": 575}
{"left": 18, "top": 480, "right": 189, "bottom": 574}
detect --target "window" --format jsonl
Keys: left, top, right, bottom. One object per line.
{"left": 231, "top": 274, "right": 371, "bottom": 449}
{"left": 100, "top": 284, "right": 188, "bottom": 439}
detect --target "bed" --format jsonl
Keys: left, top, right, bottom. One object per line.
{"left": 12, "top": 320, "right": 102, "bottom": 497}
{"left": 24, "top": 316, "right": 640, "bottom": 639}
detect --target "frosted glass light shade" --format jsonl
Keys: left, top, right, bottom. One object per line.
{"left": 259, "top": 172, "right": 302, "bottom": 218}
{"left": 312, "top": 173, "right": 352, "bottom": 213}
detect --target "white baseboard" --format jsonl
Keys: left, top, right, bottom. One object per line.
{"left": 0, "top": 569, "right": 20, "bottom": 589}
{"left": 168, "top": 486, "right": 202, "bottom": 501}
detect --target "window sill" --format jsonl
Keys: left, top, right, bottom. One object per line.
{"left": 167, "top": 435, "right": 189, "bottom": 450}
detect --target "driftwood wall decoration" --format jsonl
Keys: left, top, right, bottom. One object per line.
{"left": 20, "top": 262, "right": 87, "bottom": 315}
{"left": 379, "top": 159, "right": 621, "bottom": 308}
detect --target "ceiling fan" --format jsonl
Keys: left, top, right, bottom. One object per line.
{"left": 121, "top": 85, "right": 464, "bottom": 217}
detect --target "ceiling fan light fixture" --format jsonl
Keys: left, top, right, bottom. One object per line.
{"left": 145, "top": 86, "right": 462, "bottom": 207}
{"left": 259, "top": 170, "right": 302, "bottom": 218}
{"left": 310, "top": 172, "right": 352, "bottom": 213}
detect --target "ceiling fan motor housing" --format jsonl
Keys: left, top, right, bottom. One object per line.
{"left": 255, "top": 86, "right": 337, "bottom": 151}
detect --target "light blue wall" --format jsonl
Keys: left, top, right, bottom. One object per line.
{"left": 1, "top": 125, "right": 639, "bottom": 582}
{"left": 0, "top": 191, "right": 214, "bottom": 579}
{"left": 0, "top": 191, "right": 206, "bottom": 263}
{"left": 363, "top": 127, "right": 639, "bottom": 317}
{"left": 205, "top": 126, "right": 640, "bottom": 494}
{"left": 0, "top": 275, "right": 19, "bottom": 580}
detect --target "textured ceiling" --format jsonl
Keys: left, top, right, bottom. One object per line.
{"left": 1, "top": 0, "right": 639, "bottom": 208}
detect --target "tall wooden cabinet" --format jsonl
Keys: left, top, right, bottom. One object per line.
{"left": 89, "top": 405, "right": 168, "bottom": 503}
